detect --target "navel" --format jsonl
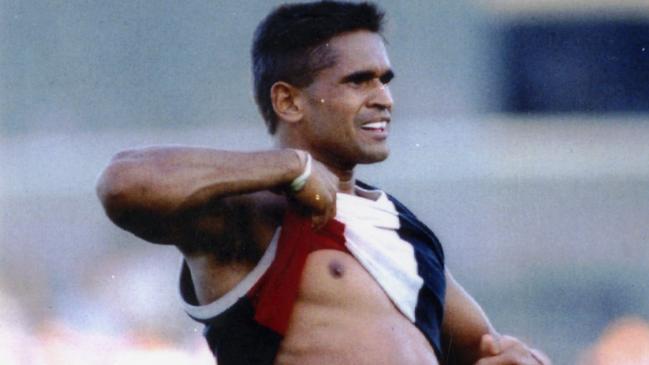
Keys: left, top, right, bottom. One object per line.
{"left": 328, "top": 259, "right": 345, "bottom": 278}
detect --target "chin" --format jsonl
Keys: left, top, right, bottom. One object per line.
{"left": 358, "top": 147, "right": 390, "bottom": 164}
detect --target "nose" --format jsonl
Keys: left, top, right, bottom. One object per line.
{"left": 369, "top": 83, "right": 393, "bottom": 112}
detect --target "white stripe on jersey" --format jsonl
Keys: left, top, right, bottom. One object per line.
{"left": 336, "top": 190, "right": 424, "bottom": 323}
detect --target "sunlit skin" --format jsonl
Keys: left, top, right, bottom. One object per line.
{"left": 97, "top": 29, "right": 550, "bottom": 365}
{"left": 276, "top": 31, "right": 394, "bottom": 190}
{"left": 265, "top": 31, "right": 441, "bottom": 364}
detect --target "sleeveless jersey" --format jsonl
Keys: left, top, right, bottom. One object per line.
{"left": 179, "top": 184, "right": 446, "bottom": 364}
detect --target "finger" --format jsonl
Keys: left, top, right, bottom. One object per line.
{"left": 322, "top": 203, "right": 335, "bottom": 226}
{"left": 530, "top": 349, "right": 552, "bottom": 365}
{"left": 320, "top": 196, "right": 336, "bottom": 228}
{"left": 499, "top": 335, "right": 551, "bottom": 365}
{"left": 312, "top": 213, "right": 326, "bottom": 230}
{"left": 476, "top": 350, "right": 542, "bottom": 365}
{"left": 499, "top": 335, "right": 521, "bottom": 348}
{"left": 474, "top": 354, "right": 511, "bottom": 365}
{"left": 478, "top": 336, "right": 548, "bottom": 365}
{"left": 479, "top": 334, "right": 501, "bottom": 357}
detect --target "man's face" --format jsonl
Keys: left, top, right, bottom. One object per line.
{"left": 299, "top": 30, "right": 394, "bottom": 170}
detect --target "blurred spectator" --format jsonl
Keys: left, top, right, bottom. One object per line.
{"left": 578, "top": 316, "right": 649, "bottom": 365}
{"left": 0, "top": 284, "right": 34, "bottom": 365}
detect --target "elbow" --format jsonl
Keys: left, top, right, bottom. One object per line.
{"left": 96, "top": 151, "right": 147, "bottom": 225}
{"left": 96, "top": 165, "right": 129, "bottom": 225}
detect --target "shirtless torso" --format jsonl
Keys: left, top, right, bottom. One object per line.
{"left": 278, "top": 250, "right": 438, "bottom": 365}
{"left": 180, "top": 189, "right": 442, "bottom": 364}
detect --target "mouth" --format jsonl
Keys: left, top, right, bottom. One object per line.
{"left": 359, "top": 119, "right": 390, "bottom": 141}
{"left": 360, "top": 121, "right": 389, "bottom": 132}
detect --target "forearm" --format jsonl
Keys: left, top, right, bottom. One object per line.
{"left": 441, "top": 270, "right": 551, "bottom": 365}
{"left": 97, "top": 146, "right": 303, "bottom": 224}
{"left": 442, "top": 270, "right": 497, "bottom": 365}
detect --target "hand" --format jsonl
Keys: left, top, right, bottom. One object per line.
{"left": 290, "top": 157, "right": 338, "bottom": 230}
{"left": 475, "top": 334, "right": 551, "bottom": 365}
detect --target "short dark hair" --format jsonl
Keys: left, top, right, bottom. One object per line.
{"left": 252, "top": 1, "right": 385, "bottom": 134}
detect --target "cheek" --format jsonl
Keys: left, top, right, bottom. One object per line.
{"left": 326, "top": 98, "right": 361, "bottom": 124}
{"left": 314, "top": 102, "right": 350, "bottom": 126}
{"left": 307, "top": 91, "right": 362, "bottom": 137}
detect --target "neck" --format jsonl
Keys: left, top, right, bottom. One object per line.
{"left": 331, "top": 165, "right": 355, "bottom": 195}
{"left": 308, "top": 150, "right": 357, "bottom": 195}
{"left": 275, "top": 136, "right": 357, "bottom": 195}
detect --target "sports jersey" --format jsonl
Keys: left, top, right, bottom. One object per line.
{"left": 179, "top": 183, "right": 446, "bottom": 364}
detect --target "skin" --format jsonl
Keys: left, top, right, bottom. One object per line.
{"left": 97, "top": 30, "right": 549, "bottom": 365}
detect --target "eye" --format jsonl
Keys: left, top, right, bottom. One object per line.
{"left": 379, "top": 71, "right": 394, "bottom": 85}
{"left": 347, "top": 75, "right": 373, "bottom": 86}
{"left": 342, "top": 72, "right": 375, "bottom": 87}
{"left": 342, "top": 70, "right": 394, "bottom": 88}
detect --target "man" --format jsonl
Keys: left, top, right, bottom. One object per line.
{"left": 97, "top": 2, "right": 550, "bottom": 364}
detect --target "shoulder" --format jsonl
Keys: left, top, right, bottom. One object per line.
{"left": 356, "top": 180, "right": 416, "bottom": 218}
{"left": 357, "top": 180, "right": 445, "bottom": 261}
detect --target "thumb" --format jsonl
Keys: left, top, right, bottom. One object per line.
{"left": 479, "top": 334, "right": 501, "bottom": 356}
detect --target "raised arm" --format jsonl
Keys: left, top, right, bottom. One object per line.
{"left": 96, "top": 146, "right": 337, "bottom": 246}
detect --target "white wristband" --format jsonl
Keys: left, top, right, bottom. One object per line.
{"left": 290, "top": 152, "right": 312, "bottom": 192}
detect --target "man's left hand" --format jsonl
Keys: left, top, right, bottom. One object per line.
{"left": 474, "top": 334, "right": 552, "bottom": 365}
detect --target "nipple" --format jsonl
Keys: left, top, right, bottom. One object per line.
{"left": 328, "top": 260, "right": 345, "bottom": 278}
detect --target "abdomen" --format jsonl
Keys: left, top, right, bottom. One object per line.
{"left": 274, "top": 250, "right": 439, "bottom": 365}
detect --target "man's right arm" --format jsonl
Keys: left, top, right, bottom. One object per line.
{"left": 96, "top": 146, "right": 336, "bottom": 245}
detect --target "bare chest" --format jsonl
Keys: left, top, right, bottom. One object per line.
{"left": 275, "top": 250, "right": 439, "bottom": 365}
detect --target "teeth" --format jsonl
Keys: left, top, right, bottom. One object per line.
{"left": 361, "top": 121, "right": 387, "bottom": 130}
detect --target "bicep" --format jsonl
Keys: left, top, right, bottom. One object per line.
{"left": 441, "top": 269, "right": 497, "bottom": 365}
{"left": 115, "top": 190, "right": 247, "bottom": 251}
{"left": 166, "top": 193, "right": 277, "bottom": 262}
{"left": 113, "top": 200, "right": 228, "bottom": 247}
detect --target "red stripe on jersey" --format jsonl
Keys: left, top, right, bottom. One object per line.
{"left": 247, "top": 209, "right": 349, "bottom": 335}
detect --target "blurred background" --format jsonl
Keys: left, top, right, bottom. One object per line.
{"left": 1, "top": 0, "right": 648, "bottom": 364}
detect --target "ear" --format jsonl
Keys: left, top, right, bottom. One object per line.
{"left": 271, "top": 81, "right": 304, "bottom": 124}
